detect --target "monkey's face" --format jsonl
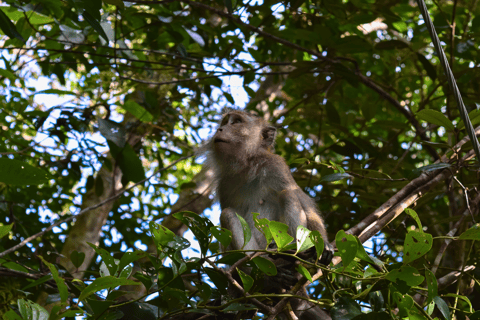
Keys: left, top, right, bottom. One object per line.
{"left": 213, "top": 112, "right": 260, "bottom": 159}
{"left": 212, "top": 111, "right": 277, "bottom": 162}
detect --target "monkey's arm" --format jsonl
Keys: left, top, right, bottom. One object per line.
{"left": 277, "top": 188, "right": 334, "bottom": 266}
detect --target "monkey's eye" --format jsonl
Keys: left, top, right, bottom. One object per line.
{"left": 232, "top": 118, "right": 243, "bottom": 124}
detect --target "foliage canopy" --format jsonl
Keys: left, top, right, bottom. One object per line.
{"left": 0, "top": 0, "right": 480, "bottom": 319}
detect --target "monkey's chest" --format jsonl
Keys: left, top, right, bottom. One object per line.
{"left": 218, "top": 181, "right": 282, "bottom": 219}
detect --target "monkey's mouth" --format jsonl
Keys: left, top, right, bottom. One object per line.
{"left": 214, "top": 138, "right": 228, "bottom": 143}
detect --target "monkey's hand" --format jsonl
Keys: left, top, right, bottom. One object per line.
{"left": 318, "top": 242, "right": 334, "bottom": 266}
{"left": 268, "top": 256, "right": 301, "bottom": 290}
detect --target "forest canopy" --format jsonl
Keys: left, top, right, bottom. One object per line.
{"left": 0, "top": 0, "right": 480, "bottom": 319}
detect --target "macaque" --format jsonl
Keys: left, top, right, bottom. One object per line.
{"left": 200, "top": 109, "right": 333, "bottom": 319}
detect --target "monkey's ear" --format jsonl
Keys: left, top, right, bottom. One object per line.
{"left": 262, "top": 126, "right": 277, "bottom": 149}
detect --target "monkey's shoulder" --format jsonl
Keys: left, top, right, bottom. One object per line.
{"left": 255, "top": 152, "right": 295, "bottom": 179}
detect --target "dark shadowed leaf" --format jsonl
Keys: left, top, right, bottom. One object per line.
{"left": 425, "top": 268, "right": 438, "bottom": 304}
{"left": 330, "top": 297, "right": 362, "bottom": 320}
{"left": 0, "top": 158, "right": 49, "bottom": 185}
{"left": 416, "top": 109, "right": 455, "bottom": 130}
{"left": 0, "top": 7, "right": 25, "bottom": 42}
{"left": 417, "top": 53, "right": 437, "bottom": 81}
{"left": 70, "top": 250, "right": 86, "bottom": 268}
{"left": 320, "top": 173, "right": 351, "bottom": 182}
{"left": 375, "top": 40, "right": 409, "bottom": 50}
{"left": 433, "top": 296, "right": 451, "bottom": 320}
{"left": 252, "top": 256, "right": 277, "bottom": 276}
{"left": 79, "top": 276, "right": 139, "bottom": 301}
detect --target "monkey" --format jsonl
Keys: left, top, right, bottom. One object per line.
{"left": 199, "top": 109, "right": 334, "bottom": 319}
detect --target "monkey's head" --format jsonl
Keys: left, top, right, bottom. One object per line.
{"left": 210, "top": 110, "right": 277, "bottom": 167}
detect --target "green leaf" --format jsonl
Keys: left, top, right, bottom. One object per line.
{"left": 253, "top": 212, "right": 273, "bottom": 247}
{"left": 375, "top": 40, "right": 409, "bottom": 50}
{"left": 419, "top": 141, "right": 451, "bottom": 149}
{"left": 95, "top": 175, "right": 104, "bottom": 197}
{"left": 296, "top": 264, "right": 313, "bottom": 282}
{"left": 425, "top": 268, "right": 438, "bottom": 304}
{"left": 34, "top": 89, "right": 76, "bottom": 96}
{"left": 416, "top": 163, "right": 451, "bottom": 173}
{"left": 21, "top": 275, "right": 53, "bottom": 290}
{"left": 407, "top": 308, "right": 427, "bottom": 320}
{"left": 224, "top": 0, "right": 233, "bottom": 13}
{"left": 210, "top": 226, "right": 232, "bottom": 248}
{"left": 0, "top": 68, "right": 16, "bottom": 81}
{"left": 320, "top": 173, "right": 351, "bottom": 182}
{"left": 335, "top": 230, "right": 358, "bottom": 269}
{"left": 334, "top": 36, "right": 371, "bottom": 54}
{"left": 0, "top": 158, "right": 49, "bottom": 186}
{"left": 118, "top": 251, "right": 146, "bottom": 274}
{"left": 252, "top": 256, "right": 277, "bottom": 276}
{"left": 87, "top": 242, "right": 118, "bottom": 276}
{"left": 100, "top": 120, "right": 126, "bottom": 148}
{"left": 268, "top": 221, "right": 294, "bottom": 250}
{"left": 197, "top": 283, "right": 212, "bottom": 302}
{"left": 0, "top": 7, "right": 25, "bottom": 42}
{"left": 243, "top": 71, "right": 255, "bottom": 84}
{"left": 330, "top": 297, "right": 362, "bottom": 320}
{"left": 78, "top": 276, "right": 139, "bottom": 301}
{"left": 458, "top": 109, "right": 480, "bottom": 130}
{"left": 393, "top": 292, "right": 414, "bottom": 317}
{"left": 123, "top": 100, "right": 154, "bottom": 122}
{"left": 325, "top": 101, "right": 340, "bottom": 124}
{"left": 103, "top": 0, "right": 125, "bottom": 9}
{"left": 442, "top": 293, "right": 472, "bottom": 313}
{"left": 309, "top": 230, "right": 324, "bottom": 262}
{"left": 235, "top": 213, "right": 252, "bottom": 250}
{"left": 403, "top": 231, "right": 433, "bottom": 264}
{"left": 417, "top": 53, "right": 437, "bottom": 81}
{"left": 157, "top": 267, "right": 183, "bottom": 290}
{"left": 405, "top": 208, "right": 423, "bottom": 231}
{"left": 355, "top": 238, "right": 383, "bottom": 268}
{"left": 237, "top": 268, "right": 254, "bottom": 292}
{"left": 38, "top": 256, "right": 68, "bottom": 303}
{"left": 70, "top": 250, "right": 86, "bottom": 268}
{"left": 204, "top": 268, "right": 229, "bottom": 294}
{"left": 118, "top": 144, "right": 146, "bottom": 184}
{"left": 17, "top": 299, "right": 49, "bottom": 320}
{"left": 222, "top": 303, "right": 258, "bottom": 311}
{"left": 150, "top": 221, "right": 175, "bottom": 248}
{"left": 83, "top": 11, "right": 109, "bottom": 42}
{"left": 296, "top": 225, "right": 314, "bottom": 254}
{"left": 458, "top": 223, "right": 480, "bottom": 240}
{"left": 386, "top": 266, "right": 424, "bottom": 286}
{"left": 3, "top": 309, "right": 23, "bottom": 320}
{"left": 416, "top": 109, "right": 455, "bottom": 130}
{"left": 0, "top": 223, "right": 13, "bottom": 240}
{"left": 1, "top": 7, "right": 54, "bottom": 24}
{"left": 289, "top": 157, "right": 310, "bottom": 165}
{"left": 173, "top": 211, "right": 212, "bottom": 255}
{"left": 433, "top": 296, "right": 451, "bottom": 320}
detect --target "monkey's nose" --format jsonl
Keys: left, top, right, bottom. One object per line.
{"left": 217, "top": 128, "right": 223, "bottom": 132}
